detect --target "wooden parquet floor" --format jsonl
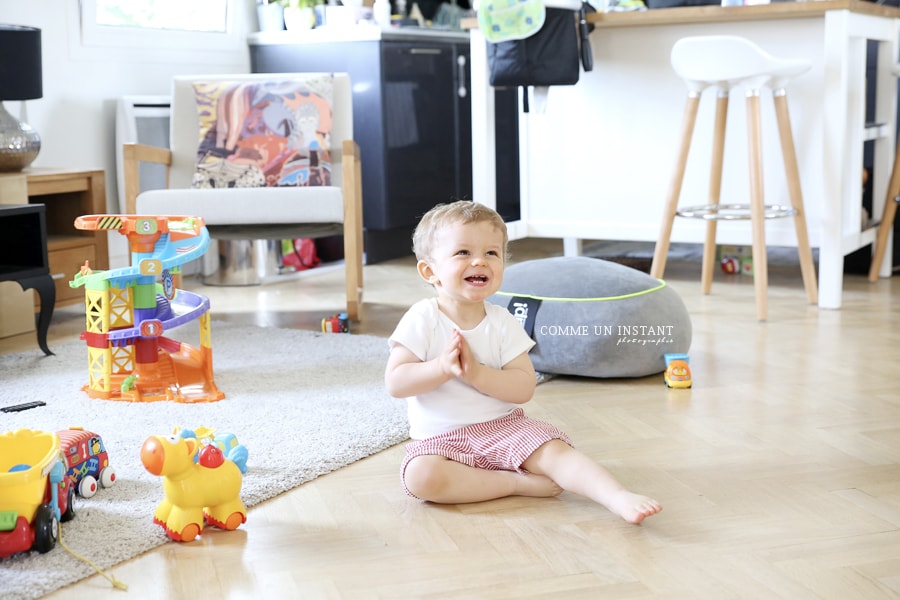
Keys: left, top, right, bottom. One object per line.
{"left": 3, "top": 238, "right": 898, "bottom": 599}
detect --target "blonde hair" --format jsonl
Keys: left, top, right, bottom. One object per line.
{"left": 412, "top": 200, "right": 509, "bottom": 262}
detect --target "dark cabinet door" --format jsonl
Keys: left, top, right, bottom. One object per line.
{"left": 381, "top": 41, "right": 464, "bottom": 228}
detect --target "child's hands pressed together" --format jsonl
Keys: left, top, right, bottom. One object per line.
{"left": 439, "top": 329, "right": 465, "bottom": 379}
{"left": 454, "top": 329, "right": 482, "bottom": 384}
{"left": 440, "top": 329, "right": 481, "bottom": 383}
{"left": 444, "top": 329, "right": 533, "bottom": 405}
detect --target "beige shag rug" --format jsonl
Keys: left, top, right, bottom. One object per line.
{"left": 0, "top": 322, "right": 408, "bottom": 600}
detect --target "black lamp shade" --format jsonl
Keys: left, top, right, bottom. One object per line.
{"left": 0, "top": 25, "right": 42, "bottom": 101}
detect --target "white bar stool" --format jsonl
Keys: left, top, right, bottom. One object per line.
{"left": 649, "top": 35, "right": 818, "bottom": 321}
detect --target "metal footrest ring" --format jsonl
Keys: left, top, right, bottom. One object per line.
{"left": 676, "top": 203, "right": 798, "bottom": 221}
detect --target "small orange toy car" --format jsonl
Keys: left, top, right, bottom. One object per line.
{"left": 664, "top": 353, "right": 692, "bottom": 389}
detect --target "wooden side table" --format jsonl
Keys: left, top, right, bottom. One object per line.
{"left": 24, "top": 168, "right": 109, "bottom": 308}
{"left": 0, "top": 204, "right": 55, "bottom": 355}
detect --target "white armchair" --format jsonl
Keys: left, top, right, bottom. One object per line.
{"left": 122, "top": 72, "right": 363, "bottom": 321}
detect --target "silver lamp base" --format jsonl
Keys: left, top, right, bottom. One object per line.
{"left": 0, "top": 101, "right": 40, "bottom": 172}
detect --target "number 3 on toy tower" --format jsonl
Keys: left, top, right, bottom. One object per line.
{"left": 136, "top": 217, "right": 158, "bottom": 235}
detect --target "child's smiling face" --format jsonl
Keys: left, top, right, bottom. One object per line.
{"left": 417, "top": 219, "right": 506, "bottom": 305}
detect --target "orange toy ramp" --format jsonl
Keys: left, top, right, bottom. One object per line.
{"left": 97, "top": 338, "right": 224, "bottom": 403}
{"left": 167, "top": 341, "right": 224, "bottom": 403}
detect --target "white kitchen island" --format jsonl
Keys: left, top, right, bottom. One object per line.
{"left": 468, "top": 0, "right": 900, "bottom": 309}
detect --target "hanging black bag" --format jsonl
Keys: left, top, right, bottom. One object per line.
{"left": 487, "top": 2, "right": 594, "bottom": 89}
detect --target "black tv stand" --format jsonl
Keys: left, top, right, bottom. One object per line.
{"left": 0, "top": 204, "right": 55, "bottom": 355}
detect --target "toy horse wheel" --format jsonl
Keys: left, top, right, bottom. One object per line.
{"left": 179, "top": 523, "right": 202, "bottom": 542}
{"left": 223, "top": 512, "right": 245, "bottom": 531}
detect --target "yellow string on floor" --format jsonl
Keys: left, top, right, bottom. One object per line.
{"left": 58, "top": 523, "right": 128, "bottom": 592}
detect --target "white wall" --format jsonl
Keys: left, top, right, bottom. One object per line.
{"left": 0, "top": 1, "right": 257, "bottom": 264}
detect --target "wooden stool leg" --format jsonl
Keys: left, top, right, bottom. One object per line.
{"left": 870, "top": 197, "right": 898, "bottom": 281}
{"left": 702, "top": 90, "right": 729, "bottom": 295}
{"left": 342, "top": 139, "right": 364, "bottom": 321}
{"left": 773, "top": 90, "right": 818, "bottom": 305}
{"left": 868, "top": 133, "right": 900, "bottom": 282}
{"left": 651, "top": 91, "right": 702, "bottom": 280}
{"left": 746, "top": 90, "right": 769, "bottom": 322}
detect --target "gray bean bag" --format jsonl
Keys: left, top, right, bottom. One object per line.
{"left": 488, "top": 256, "right": 692, "bottom": 378}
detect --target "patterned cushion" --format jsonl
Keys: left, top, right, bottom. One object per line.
{"left": 190, "top": 75, "right": 334, "bottom": 189}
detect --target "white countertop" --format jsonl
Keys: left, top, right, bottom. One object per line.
{"left": 248, "top": 24, "right": 470, "bottom": 45}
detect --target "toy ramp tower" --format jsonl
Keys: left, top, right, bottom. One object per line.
{"left": 70, "top": 215, "right": 224, "bottom": 403}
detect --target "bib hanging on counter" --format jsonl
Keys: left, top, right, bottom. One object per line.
{"left": 477, "top": 0, "right": 546, "bottom": 44}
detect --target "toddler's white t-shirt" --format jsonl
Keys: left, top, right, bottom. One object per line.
{"left": 388, "top": 298, "right": 536, "bottom": 440}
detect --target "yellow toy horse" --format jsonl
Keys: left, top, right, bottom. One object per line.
{"left": 140, "top": 434, "right": 246, "bottom": 542}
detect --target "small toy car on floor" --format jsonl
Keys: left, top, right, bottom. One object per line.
{"left": 664, "top": 353, "right": 692, "bottom": 389}
{"left": 321, "top": 312, "right": 349, "bottom": 333}
{"left": 57, "top": 428, "right": 116, "bottom": 498}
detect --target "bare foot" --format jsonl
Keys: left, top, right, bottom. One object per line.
{"left": 607, "top": 490, "right": 662, "bottom": 524}
{"left": 513, "top": 472, "right": 564, "bottom": 498}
